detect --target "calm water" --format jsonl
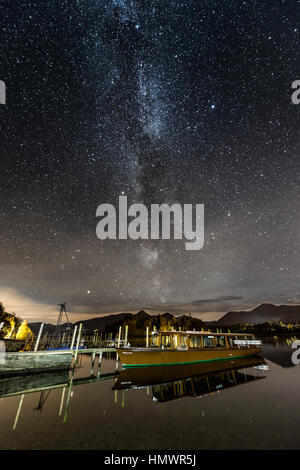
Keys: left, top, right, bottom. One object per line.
{"left": 0, "top": 339, "right": 300, "bottom": 450}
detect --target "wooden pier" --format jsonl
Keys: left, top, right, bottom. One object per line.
{"left": 0, "top": 322, "right": 118, "bottom": 376}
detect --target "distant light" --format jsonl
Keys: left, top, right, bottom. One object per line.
{"left": 87, "top": 290, "right": 91, "bottom": 294}
{"left": 211, "top": 104, "right": 215, "bottom": 110}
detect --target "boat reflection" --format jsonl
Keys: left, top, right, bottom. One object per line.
{"left": 113, "top": 356, "right": 268, "bottom": 402}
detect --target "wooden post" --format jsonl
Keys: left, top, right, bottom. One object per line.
{"left": 34, "top": 323, "right": 44, "bottom": 352}
{"left": 124, "top": 325, "right": 128, "bottom": 346}
{"left": 70, "top": 325, "right": 77, "bottom": 350}
{"left": 73, "top": 323, "right": 82, "bottom": 367}
{"left": 146, "top": 326, "right": 149, "bottom": 347}
{"left": 117, "top": 326, "right": 122, "bottom": 347}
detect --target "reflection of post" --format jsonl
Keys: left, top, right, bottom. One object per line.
{"left": 34, "top": 323, "right": 44, "bottom": 351}
{"left": 63, "top": 380, "right": 73, "bottom": 424}
{"left": 59, "top": 387, "right": 66, "bottom": 416}
{"left": 13, "top": 394, "right": 24, "bottom": 430}
{"left": 97, "top": 352, "right": 103, "bottom": 378}
{"left": 114, "top": 389, "right": 118, "bottom": 404}
{"left": 91, "top": 351, "right": 96, "bottom": 376}
{"left": 63, "top": 324, "right": 82, "bottom": 423}
{"left": 122, "top": 390, "right": 125, "bottom": 408}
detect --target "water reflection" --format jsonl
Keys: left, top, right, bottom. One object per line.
{"left": 113, "top": 357, "right": 267, "bottom": 403}
{"left": 0, "top": 340, "right": 299, "bottom": 449}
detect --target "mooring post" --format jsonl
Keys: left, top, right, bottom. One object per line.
{"left": 73, "top": 323, "right": 82, "bottom": 368}
{"left": 124, "top": 325, "right": 128, "bottom": 346}
{"left": 117, "top": 326, "right": 122, "bottom": 347}
{"left": 146, "top": 326, "right": 149, "bottom": 348}
{"left": 115, "top": 326, "right": 122, "bottom": 371}
{"left": 70, "top": 325, "right": 78, "bottom": 350}
{"left": 34, "top": 323, "right": 44, "bottom": 352}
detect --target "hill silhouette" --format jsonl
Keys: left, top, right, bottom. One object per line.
{"left": 216, "top": 303, "right": 300, "bottom": 326}
{"left": 29, "top": 310, "right": 206, "bottom": 337}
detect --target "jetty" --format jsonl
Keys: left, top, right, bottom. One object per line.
{"left": 0, "top": 321, "right": 118, "bottom": 376}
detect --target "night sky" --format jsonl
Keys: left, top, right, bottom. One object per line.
{"left": 0, "top": 0, "right": 300, "bottom": 322}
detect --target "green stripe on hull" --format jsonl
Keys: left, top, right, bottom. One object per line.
{"left": 122, "top": 353, "right": 258, "bottom": 368}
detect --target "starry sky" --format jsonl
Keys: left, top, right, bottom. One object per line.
{"left": 0, "top": 0, "right": 300, "bottom": 323}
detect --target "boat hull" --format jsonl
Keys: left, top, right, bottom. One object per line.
{"left": 117, "top": 346, "right": 261, "bottom": 368}
{"left": 0, "top": 350, "right": 73, "bottom": 376}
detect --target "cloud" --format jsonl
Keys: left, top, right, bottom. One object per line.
{"left": 190, "top": 295, "right": 244, "bottom": 305}
{"left": 0, "top": 288, "right": 58, "bottom": 323}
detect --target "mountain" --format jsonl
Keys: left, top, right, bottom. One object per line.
{"left": 29, "top": 312, "right": 133, "bottom": 335}
{"left": 74, "top": 312, "right": 133, "bottom": 331}
{"left": 28, "top": 322, "right": 57, "bottom": 335}
{"left": 216, "top": 303, "right": 300, "bottom": 326}
{"left": 101, "top": 310, "right": 206, "bottom": 338}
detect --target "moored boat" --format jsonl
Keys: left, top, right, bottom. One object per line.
{"left": 117, "top": 330, "right": 262, "bottom": 368}
{"left": 0, "top": 350, "right": 73, "bottom": 376}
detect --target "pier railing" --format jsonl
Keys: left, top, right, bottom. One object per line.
{"left": 19, "top": 328, "right": 118, "bottom": 352}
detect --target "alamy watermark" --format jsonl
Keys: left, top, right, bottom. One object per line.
{"left": 96, "top": 196, "right": 204, "bottom": 251}
{"left": 291, "top": 80, "right": 300, "bottom": 104}
{"left": 291, "top": 340, "right": 300, "bottom": 365}
{"left": 0, "top": 80, "right": 6, "bottom": 104}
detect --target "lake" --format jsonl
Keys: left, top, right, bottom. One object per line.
{"left": 0, "top": 339, "right": 299, "bottom": 450}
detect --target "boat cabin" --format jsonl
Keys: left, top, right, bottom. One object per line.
{"left": 150, "top": 330, "right": 260, "bottom": 350}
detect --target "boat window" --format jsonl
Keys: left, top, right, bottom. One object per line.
{"left": 178, "top": 335, "right": 188, "bottom": 349}
{"left": 216, "top": 336, "right": 225, "bottom": 347}
{"left": 227, "top": 336, "right": 235, "bottom": 347}
{"left": 161, "top": 335, "right": 172, "bottom": 348}
{"left": 203, "top": 335, "right": 215, "bottom": 348}
{"left": 151, "top": 334, "right": 159, "bottom": 348}
{"left": 189, "top": 336, "right": 202, "bottom": 348}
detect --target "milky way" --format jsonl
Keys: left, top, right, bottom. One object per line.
{"left": 0, "top": 0, "right": 300, "bottom": 321}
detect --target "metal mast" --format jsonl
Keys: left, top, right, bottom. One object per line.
{"left": 55, "top": 302, "right": 71, "bottom": 338}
